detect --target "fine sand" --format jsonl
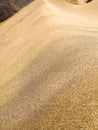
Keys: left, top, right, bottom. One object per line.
{"left": 0, "top": 0, "right": 98, "bottom": 129}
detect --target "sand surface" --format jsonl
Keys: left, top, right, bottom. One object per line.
{"left": 0, "top": 0, "right": 98, "bottom": 129}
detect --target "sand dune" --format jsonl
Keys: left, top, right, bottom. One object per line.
{"left": 0, "top": 0, "right": 98, "bottom": 129}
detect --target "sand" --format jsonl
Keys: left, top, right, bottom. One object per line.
{"left": 0, "top": 0, "right": 98, "bottom": 129}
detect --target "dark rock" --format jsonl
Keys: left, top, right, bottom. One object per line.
{"left": 0, "top": 0, "right": 33, "bottom": 22}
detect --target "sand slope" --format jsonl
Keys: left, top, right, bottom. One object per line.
{"left": 0, "top": 0, "right": 98, "bottom": 129}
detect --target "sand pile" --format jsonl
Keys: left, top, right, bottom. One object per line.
{"left": 0, "top": 0, "right": 98, "bottom": 129}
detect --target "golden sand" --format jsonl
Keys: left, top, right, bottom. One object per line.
{"left": 0, "top": 0, "right": 98, "bottom": 129}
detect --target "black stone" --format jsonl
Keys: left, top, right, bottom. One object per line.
{"left": 0, "top": 0, "right": 33, "bottom": 22}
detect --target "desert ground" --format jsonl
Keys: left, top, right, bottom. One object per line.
{"left": 0, "top": 0, "right": 98, "bottom": 129}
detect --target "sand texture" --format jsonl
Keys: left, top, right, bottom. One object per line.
{"left": 0, "top": 0, "right": 98, "bottom": 129}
